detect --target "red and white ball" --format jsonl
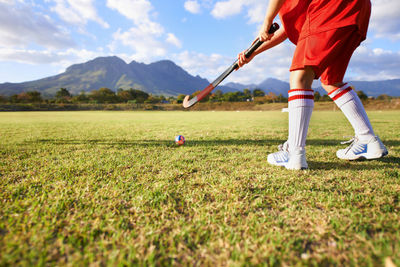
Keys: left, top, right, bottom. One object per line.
{"left": 175, "top": 135, "right": 185, "bottom": 146}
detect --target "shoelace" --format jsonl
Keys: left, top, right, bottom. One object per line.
{"left": 278, "top": 141, "right": 289, "bottom": 152}
{"left": 340, "top": 136, "right": 356, "bottom": 145}
{"left": 340, "top": 136, "right": 359, "bottom": 154}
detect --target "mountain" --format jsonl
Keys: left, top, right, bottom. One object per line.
{"left": 348, "top": 80, "right": 400, "bottom": 97}
{"left": 0, "top": 56, "right": 237, "bottom": 97}
{"left": 258, "top": 78, "right": 291, "bottom": 95}
{"left": 0, "top": 56, "right": 399, "bottom": 97}
{"left": 224, "top": 82, "right": 258, "bottom": 91}
{"left": 224, "top": 78, "right": 290, "bottom": 95}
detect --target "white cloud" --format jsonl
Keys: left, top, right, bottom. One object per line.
{"left": 173, "top": 51, "right": 232, "bottom": 81}
{"left": 106, "top": 0, "right": 154, "bottom": 25}
{"left": 49, "top": 0, "right": 109, "bottom": 28}
{"left": 174, "top": 40, "right": 400, "bottom": 85}
{"left": 211, "top": 0, "right": 244, "bottom": 19}
{"left": 106, "top": 0, "right": 182, "bottom": 63}
{"left": 184, "top": 0, "right": 201, "bottom": 14}
{"left": 0, "top": 1, "right": 74, "bottom": 49}
{"left": 110, "top": 27, "right": 166, "bottom": 63}
{"left": 166, "top": 33, "right": 182, "bottom": 48}
{"left": 0, "top": 47, "right": 104, "bottom": 68}
{"left": 211, "top": 0, "right": 267, "bottom": 24}
{"left": 173, "top": 42, "right": 295, "bottom": 84}
{"left": 228, "top": 42, "right": 295, "bottom": 83}
{"left": 370, "top": 0, "right": 400, "bottom": 39}
{"left": 346, "top": 45, "right": 400, "bottom": 80}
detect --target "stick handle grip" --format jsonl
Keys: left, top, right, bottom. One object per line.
{"left": 244, "top": 23, "right": 280, "bottom": 58}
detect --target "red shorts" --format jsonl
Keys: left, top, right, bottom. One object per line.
{"left": 290, "top": 26, "right": 363, "bottom": 85}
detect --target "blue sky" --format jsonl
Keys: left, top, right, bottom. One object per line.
{"left": 0, "top": 0, "right": 399, "bottom": 85}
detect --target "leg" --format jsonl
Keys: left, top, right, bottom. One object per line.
{"left": 288, "top": 67, "right": 315, "bottom": 151}
{"left": 323, "top": 82, "right": 388, "bottom": 160}
{"left": 267, "top": 67, "right": 315, "bottom": 170}
{"left": 290, "top": 66, "right": 315, "bottom": 89}
{"left": 322, "top": 82, "right": 374, "bottom": 142}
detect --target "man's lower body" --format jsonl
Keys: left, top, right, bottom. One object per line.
{"left": 267, "top": 26, "right": 387, "bottom": 170}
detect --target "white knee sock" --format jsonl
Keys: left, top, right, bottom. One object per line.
{"left": 328, "top": 84, "right": 375, "bottom": 142}
{"left": 288, "top": 89, "right": 314, "bottom": 151}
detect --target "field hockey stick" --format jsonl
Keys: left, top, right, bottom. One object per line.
{"left": 182, "top": 23, "right": 279, "bottom": 108}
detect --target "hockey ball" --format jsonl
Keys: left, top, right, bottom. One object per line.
{"left": 175, "top": 135, "right": 185, "bottom": 146}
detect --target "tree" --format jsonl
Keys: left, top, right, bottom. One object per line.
{"left": 117, "top": 90, "right": 133, "bottom": 103}
{"left": 56, "top": 88, "right": 71, "bottom": 98}
{"left": 210, "top": 90, "right": 223, "bottom": 102}
{"left": 376, "top": 94, "right": 391, "bottom": 100}
{"left": 277, "top": 93, "right": 287, "bottom": 103}
{"left": 117, "top": 88, "right": 149, "bottom": 103}
{"left": 320, "top": 94, "right": 331, "bottom": 102}
{"left": 166, "top": 96, "right": 176, "bottom": 103}
{"left": 265, "top": 92, "right": 278, "bottom": 103}
{"left": 145, "top": 95, "right": 161, "bottom": 104}
{"left": 176, "top": 94, "right": 186, "bottom": 104}
{"left": 27, "top": 91, "right": 42, "bottom": 102}
{"left": 253, "top": 88, "right": 265, "bottom": 97}
{"left": 314, "top": 91, "right": 321, "bottom": 101}
{"left": 13, "top": 91, "right": 42, "bottom": 103}
{"left": 72, "top": 91, "right": 89, "bottom": 103}
{"left": 55, "top": 88, "right": 72, "bottom": 103}
{"left": 243, "top": 88, "right": 251, "bottom": 99}
{"left": 357, "top": 90, "right": 368, "bottom": 101}
{"left": 89, "top": 88, "right": 118, "bottom": 103}
{"left": 222, "top": 92, "right": 239, "bottom": 102}
{"left": 9, "top": 94, "right": 19, "bottom": 103}
{"left": 128, "top": 89, "right": 149, "bottom": 103}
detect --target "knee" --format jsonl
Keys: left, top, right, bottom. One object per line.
{"left": 290, "top": 67, "right": 315, "bottom": 89}
{"left": 321, "top": 83, "right": 331, "bottom": 93}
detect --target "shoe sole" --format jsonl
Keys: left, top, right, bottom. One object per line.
{"left": 267, "top": 153, "right": 308, "bottom": 170}
{"left": 285, "top": 166, "right": 308, "bottom": 170}
{"left": 285, "top": 163, "right": 308, "bottom": 170}
{"left": 267, "top": 161, "right": 308, "bottom": 170}
{"left": 339, "top": 150, "right": 388, "bottom": 161}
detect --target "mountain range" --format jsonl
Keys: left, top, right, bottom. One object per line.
{"left": 0, "top": 56, "right": 399, "bottom": 97}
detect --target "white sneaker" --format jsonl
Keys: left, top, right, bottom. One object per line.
{"left": 267, "top": 142, "right": 308, "bottom": 170}
{"left": 337, "top": 136, "right": 388, "bottom": 160}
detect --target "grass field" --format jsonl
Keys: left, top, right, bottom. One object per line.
{"left": 1, "top": 111, "right": 399, "bottom": 266}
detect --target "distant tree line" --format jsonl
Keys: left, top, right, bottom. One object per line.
{"left": 0, "top": 87, "right": 396, "bottom": 105}
{"left": 0, "top": 88, "right": 173, "bottom": 104}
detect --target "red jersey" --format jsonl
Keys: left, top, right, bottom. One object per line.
{"left": 279, "top": 0, "right": 371, "bottom": 44}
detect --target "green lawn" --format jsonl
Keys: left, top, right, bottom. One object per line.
{"left": 0, "top": 111, "right": 399, "bottom": 266}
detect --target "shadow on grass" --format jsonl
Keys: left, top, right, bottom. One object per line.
{"left": 26, "top": 138, "right": 399, "bottom": 170}
{"left": 308, "top": 156, "right": 400, "bottom": 170}
{"left": 29, "top": 138, "right": 400, "bottom": 148}
{"left": 29, "top": 138, "right": 284, "bottom": 147}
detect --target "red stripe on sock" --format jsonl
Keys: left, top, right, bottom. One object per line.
{"left": 288, "top": 95, "right": 314, "bottom": 102}
{"left": 328, "top": 83, "right": 349, "bottom": 96}
{"left": 328, "top": 88, "right": 339, "bottom": 96}
{"left": 331, "top": 88, "right": 352, "bottom": 101}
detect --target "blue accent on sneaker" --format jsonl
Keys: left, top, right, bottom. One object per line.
{"left": 353, "top": 144, "right": 367, "bottom": 155}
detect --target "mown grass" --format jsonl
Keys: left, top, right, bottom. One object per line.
{"left": 0, "top": 111, "right": 399, "bottom": 266}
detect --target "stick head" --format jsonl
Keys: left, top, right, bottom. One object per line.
{"left": 182, "top": 84, "right": 214, "bottom": 108}
{"left": 182, "top": 95, "right": 198, "bottom": 108}
{"left": 182, "top": 95, "right": 190, "bottom": 108}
